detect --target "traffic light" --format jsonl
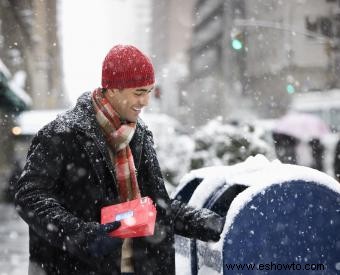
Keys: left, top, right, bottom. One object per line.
{"left": 231, "top": 29, "right": 245, "bottom": 51}
{"left": 286, "top": 84, "right": 296, "bottom": 94}
{"left": 285, "top": 75, "right": 298, "bottom": 94}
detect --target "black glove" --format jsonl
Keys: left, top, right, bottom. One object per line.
{"left": 88, "top": 221, "right": 122, "bottom": 258}
{"left": 205, "top": 215, "right": 226, "bottom": 242}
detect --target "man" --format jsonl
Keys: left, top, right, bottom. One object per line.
{"left": 15, "top": 45, "right": 225, "bottom": 275}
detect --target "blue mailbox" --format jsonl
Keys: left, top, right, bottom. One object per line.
{"left": 222, "top": 179, "right": 340, "bottom": 275}
{"left": 174, "top": 156, "right": 340, "bottom": 275}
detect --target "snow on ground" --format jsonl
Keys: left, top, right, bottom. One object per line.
{"left": 0, "top": 203, "right": 29, "bottom": 275}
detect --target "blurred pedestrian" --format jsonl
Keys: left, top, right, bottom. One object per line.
{"left": 272, "top": 132, "right": 298, "bottom": 164}
{"left": 4, "top": 158, "right": 22, "bottom": 202}
{"left": 334, "top": 139, "right": 340, "bottom": 182}
{"left": 14, "top": 45, "right": 225, "bottom": 275}
{"left": 309, "top": 138, "right": 324, "bottom": 172}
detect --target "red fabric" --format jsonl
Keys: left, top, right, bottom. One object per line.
{"left": 101, "top": 45, "right": 155, "bottom": 89}
{"left": 92, "top": 88, "right": 141, "bottom": 202}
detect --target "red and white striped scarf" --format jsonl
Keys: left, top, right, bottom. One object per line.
{"left": 92, "top": 88, "right": 141, "bottom": 202}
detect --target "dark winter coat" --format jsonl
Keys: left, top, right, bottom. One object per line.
{"left": 14, "top": 92, "right": 223, "bottom": 275}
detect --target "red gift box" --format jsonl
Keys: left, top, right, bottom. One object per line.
{"left": 101, "top": 196, "right": 157, "bottom": 238}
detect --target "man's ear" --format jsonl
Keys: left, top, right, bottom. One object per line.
{"left": 107, "top": 88, "right": 118, "bottom": 97}
{"left": 112, "top": 88, "right": 123, "bottom": 94}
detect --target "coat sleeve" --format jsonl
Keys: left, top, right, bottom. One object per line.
{"left": 14, "top": 128, "right": 101, "bottom": 260}
{"left": 143, "top": 128, "right": 225, "bottom": 242}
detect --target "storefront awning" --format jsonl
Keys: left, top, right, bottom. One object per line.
{"left": 0, "top": 60, "right": 32, "bottom": 112}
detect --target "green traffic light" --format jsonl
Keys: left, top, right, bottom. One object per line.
{"left": 232, "top": 39, "right": 243, "bottom": 50}
{"left": 286, "top": 84, "right": 295, "bottom": 94}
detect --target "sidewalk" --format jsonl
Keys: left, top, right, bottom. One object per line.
{"left": 0, "top": 203, "right": 28, "bottom": 275}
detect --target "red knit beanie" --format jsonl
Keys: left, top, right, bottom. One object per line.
{"left": 101, "top": 45, "right": 155, "bottom": 89}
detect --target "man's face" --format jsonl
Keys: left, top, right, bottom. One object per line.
{"left": 107, "top": 84, "right": 154, "bottom": 122}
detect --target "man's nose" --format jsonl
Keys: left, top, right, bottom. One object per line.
{"left": 139, "top": 93, "right": 150, "bottom": 106}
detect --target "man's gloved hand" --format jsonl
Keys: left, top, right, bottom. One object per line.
{"left": 88, "top": 221, "right": 122, "bottom": 258}
{"left": 206, "top": 216, "right": 226, "bottom": 242}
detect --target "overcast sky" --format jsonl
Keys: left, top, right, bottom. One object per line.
{"left": 60, "top": 0, "right": 136, "bottom": 105}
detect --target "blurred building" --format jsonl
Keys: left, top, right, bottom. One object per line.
{"left": 243, "top": 0, "right": 340, "bottom": 117}
{"left": 180, "top": 0, "right": 340, "bottom": 126}
{"left": 181, "top": 0, "right": 235, "bottom": 127}
{"left": 130, "top": 0, "right": 152, "bottom": 54}
{"left": 0, "top": 0, "right": 66, "bottom": 109}
{"left": 149, "top": 0, "right": 195, "bottom": 117}
{"left": 0, "top": 0, "right": 66, "bottom": 197}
